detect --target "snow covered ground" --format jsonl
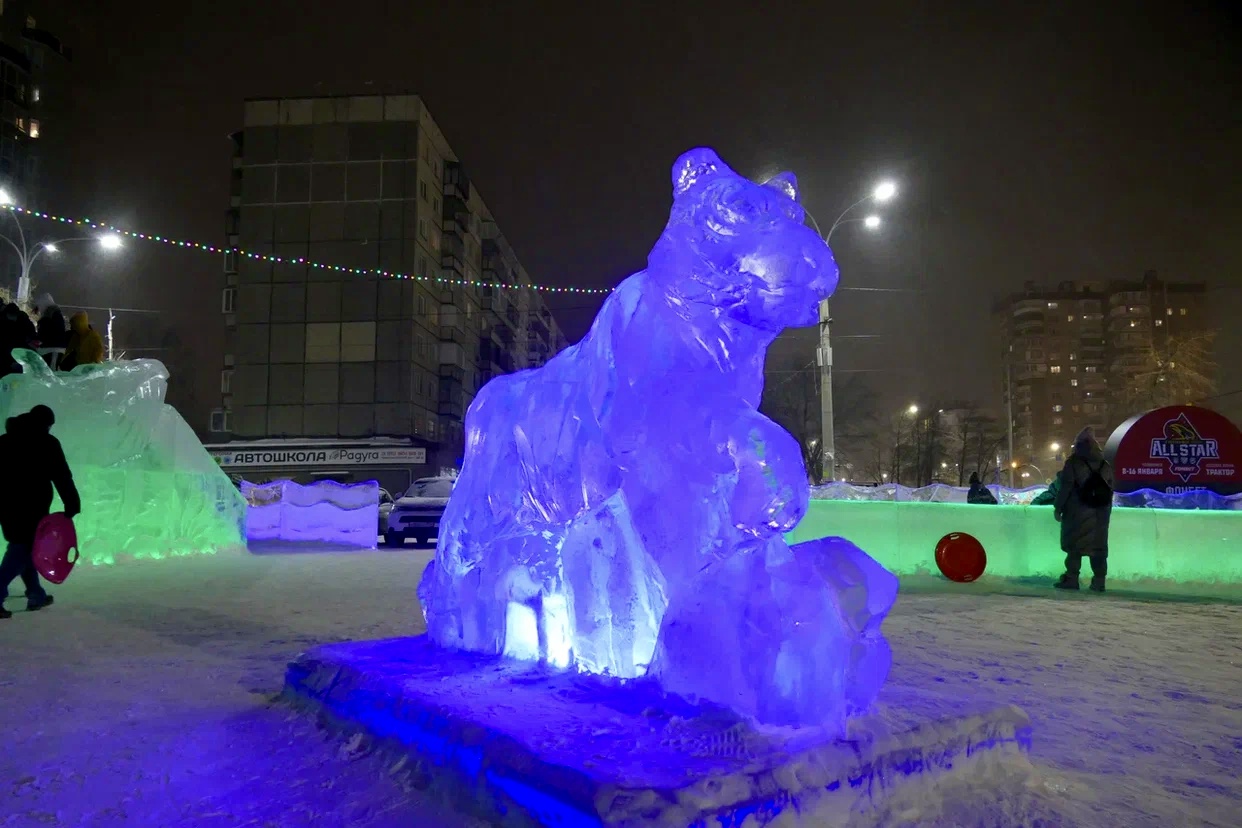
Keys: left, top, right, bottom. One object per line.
{"left": 4, "top": 547, "right": 1241, "bottom": 827}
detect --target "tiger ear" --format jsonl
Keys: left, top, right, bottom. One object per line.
{"left": 763, "top": 172, "right": 799, "bottom": 202}
{"left": 671, "top": 148, "right": 733, "bottom": 197}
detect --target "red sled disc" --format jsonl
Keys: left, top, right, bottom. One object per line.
{"left": 33, "top": 512, "right": 79, "bottom": 584}
{"left": 935, "top": 532, "right": 987, "bottom": 583}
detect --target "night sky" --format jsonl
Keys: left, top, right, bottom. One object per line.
{"left": 31, "top": 0, "right": 1242, "bottom": 427}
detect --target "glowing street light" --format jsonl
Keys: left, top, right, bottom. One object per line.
{"left": 873, "top": 181, "right": 897, "bottom": 202}
{"left": 1, "top": 197, "right": 124, "bottom": 302}
{"left": 907, "top": 404, "right": 919, "bottom": 416}
{"left": 1050, "top": 442, "right": 1061, "bottom": 453}
{"left": 810, "top": 176, "right": 901, "bottom": 484}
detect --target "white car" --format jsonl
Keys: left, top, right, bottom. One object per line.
{"left": 384, "top": 477, "right": 455, "bottom": 547}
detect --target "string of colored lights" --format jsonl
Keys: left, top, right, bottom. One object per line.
{"left": 2, "top": 204, "right": 616, "bottom": 295}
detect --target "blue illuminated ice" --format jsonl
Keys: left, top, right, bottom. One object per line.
{"left": 418, "top": 148, "right": 898, "bottom": 733}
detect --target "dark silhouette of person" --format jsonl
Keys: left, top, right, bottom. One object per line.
{"left": 34, "top": 292, "right": 69, "bottom": 350}
{"left": 966, "top": 471, "right": 998, "bottom": 504}
{"left": 1053, "top": 427, "right": 1114, "bottom": 592}
{"left": 0, "top": 404, "right": 81, "bottom": 618}
{"left": 0, "top": 302, "right": 36, "bottom": 375}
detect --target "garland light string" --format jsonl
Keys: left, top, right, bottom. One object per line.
{"left": 2, "top": 204, "right": 615, "bottom": 295}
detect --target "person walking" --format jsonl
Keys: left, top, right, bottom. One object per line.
{"left": 1052, "top": 427, "right": 1114, "bottom": 592}
{"left": 0, "top": 404, "right": 81, "bottom": 618}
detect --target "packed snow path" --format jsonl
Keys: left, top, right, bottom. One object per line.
{"left": 4, "top": 547, "right": 1240, "bottom": 827}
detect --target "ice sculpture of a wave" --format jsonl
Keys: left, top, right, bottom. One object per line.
{"left": 0, "top": 350, "right": 245, "bottom": 563}
{"left": 243, "top": 479, "right": 379, "bottom": 546}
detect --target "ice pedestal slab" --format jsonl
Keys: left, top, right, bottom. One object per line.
{"left": 420, "top": 147, "right": 898, "bottom": 734}
{"left": 285, "top": 637, "right": 1033, "bottom": 828}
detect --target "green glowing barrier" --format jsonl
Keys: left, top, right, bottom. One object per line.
{"left": 787, "top": 500, "right": 1242, "bottom": 584}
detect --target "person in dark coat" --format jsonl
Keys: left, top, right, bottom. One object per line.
{"left": 966, "top": 471, "right": 998, "bottom": 504}
{"left": 0, "top": 302, "right": 37, "bottom": 374}
{"left": 33, "top": 293, "right": 68, "bottom": 350}
{"left": 1030, "top": 475, "right": 1061, "bottom": 506}
{"left": 1052, "top": 427, "right": 1114, "bottom": 592}
{"left": 0, "top": 404, "right": 81, "bottom": 618}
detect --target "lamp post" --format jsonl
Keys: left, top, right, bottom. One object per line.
{"left": 814, "top": 180, "right": 896, "bottom": 483}
{"left": 0, "top": 192, "right": 124, "bottom": 304}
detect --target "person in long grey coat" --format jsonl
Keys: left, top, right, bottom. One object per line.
{"left": 1052, "top": 427, "right": 1114, "bottom": 592}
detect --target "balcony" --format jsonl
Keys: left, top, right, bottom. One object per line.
{"left": 442, "top": 162, "right": 471, "bottom": 203}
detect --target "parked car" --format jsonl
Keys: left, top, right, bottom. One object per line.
{"left": 385, "top": 476, "right": 455, "bottom": 547}
{"left": 378, "top": 488, "right": 394, "bottom": 537}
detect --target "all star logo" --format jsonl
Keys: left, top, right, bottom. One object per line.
{"left": 1149, "top": 413, "right": 1219, "bottom": 482}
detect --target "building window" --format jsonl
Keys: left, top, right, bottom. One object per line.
{"left": 1155, "top": 319, "right": 1163, "bottom": 327}
{"left": 420, "top": 180, "right": 428, "bottom": 201}
{"left": 1129, "top": 320, "right": 1136, "bottom": 327}
{"left": 1072, "top": 404, "right": 1080, "bottom": 413}
{"left": 31, "top": 86, "right": 39, "bottom": 103}
{"left": 1166, "top": 308, "right": 1173, "bottom": 316}
{"left": 419, "top": 219, "right": 427, "bottom": 239}
{"left": 1067, "top": 314, "right": 1074, "bottom": 322}
{"left": 1069, "top": 353, "right": 1076, "bottom": 361}
{"left": 221, "top": 369, "right": 234, "bottom": 394}
{"left": 1047, "top": 302, "right": 1058, "bottom": 309}
{"left": 1071, "top": 378, "right": 1079, "bottom": 387}
{"left": 1053, "top": 404, "right": 1063, "bottom": 413}
{"left": 28, "top": 120, "right": 39, "bottom": 139}
{"left": 432, "top": 196, "right": 440, "bottom": 215}
{"left": 210, "top": 409, "right": 232, "bottom": 433}
{"left": 1050, "top": 365, "right": 1061, "bottom": 374}
{"left": 1053, "top": 416, "right": 1063, "bottom": 425}
{"left": 221, "top": 287, "right": 237, "bottom": 313}
{"left": 417, "top": 295, "right": 426, "bottom": 315}
{"left": 1180, "top": 308, "right": 1187, "bottom": 316}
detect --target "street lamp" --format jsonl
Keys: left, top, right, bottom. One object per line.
{"left": 814, "top": 178, "right": 899, "bottom": 483}
{"left": 907, "top": 404, "right": 919, "bottom": 416}
{"left": 0, "top": 200, "right": 124, "bottom": 303}
{"left": 1050, "top": 442, "right": 1061, "bottom": 453}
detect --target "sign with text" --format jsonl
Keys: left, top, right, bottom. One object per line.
{"left": 1104, "top": 406, "right": 1242, "bottom": 495}
{"left": 212, "top": 446, "right": 427, "bottom": 468}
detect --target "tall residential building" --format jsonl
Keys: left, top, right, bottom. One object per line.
{"left": 995, "top": 271, "right": 1208, "bottom": 472}
{"left": 213, "top": 94, "right": 567, "bottom": 475}
{"left": 0, "top": 0, "right": 70, "bottom": 286}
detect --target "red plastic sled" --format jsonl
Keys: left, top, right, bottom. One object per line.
{"left": 934, "top": 531, "right": 987, "bottom": 583}
{"left": 33, "top": 512, "right": 79, "bottom": 584}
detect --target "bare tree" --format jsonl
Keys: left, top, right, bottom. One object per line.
{"left": 760, "top": 355, "right": 878, "bottom": 483}
{"left": 1118, "top": 330, "right": 1218, "bottom": 413}
{"left": 946, "top": 406, "right": 1007, "bottom": 485}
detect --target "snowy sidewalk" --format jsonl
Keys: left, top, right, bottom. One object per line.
{"left": 4, "top": 548, "right": 1241, "bottom": 827}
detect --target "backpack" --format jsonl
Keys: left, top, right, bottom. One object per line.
{"left": 1078, "top": 462, "right": 1113, "bottom": 508}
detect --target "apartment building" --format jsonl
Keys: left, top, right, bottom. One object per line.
{"left": 0, "top": 0, "right": 70, "bottom": 288}
{"left": 213, "top": 94, "right": 567, "bottom": 479}
{"left": 995, "top": 271, "right": 1208, "bottom": 472}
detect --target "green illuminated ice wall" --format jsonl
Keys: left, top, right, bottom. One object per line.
{"left": 1, "top": 352, "right": 246, "bottom": 565}
{"left": 787, "top": 500, "right": 1242, "bottom": 584}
